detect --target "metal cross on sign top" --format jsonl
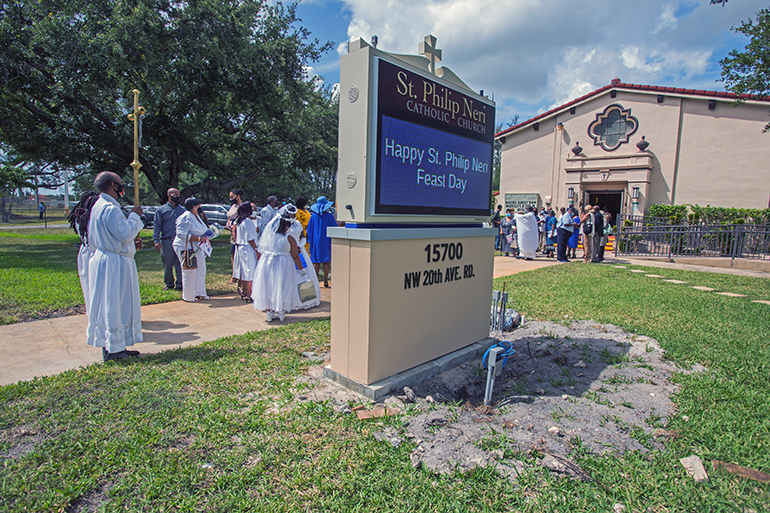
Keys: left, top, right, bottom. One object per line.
{"left": 419, "top": 35, "right": 442, "bottom": 74}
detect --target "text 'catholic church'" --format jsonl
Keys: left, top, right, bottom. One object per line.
{"left": 495, "top": 78, "right": 770, "bottom": 217}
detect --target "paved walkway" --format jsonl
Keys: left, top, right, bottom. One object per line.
{"left": 0, "top": 290, "right": 330, "bottom": 386}
{"left": 1, "top": 255, "right": 767, "bottom": 387}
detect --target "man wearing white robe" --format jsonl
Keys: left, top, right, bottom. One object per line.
{"left": 86, "top": 172, "right": 145, "bottom": 361}
{"left": 514, "top": 208, "right": 539, "bottom": 260}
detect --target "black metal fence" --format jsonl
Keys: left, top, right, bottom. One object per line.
{"left": 614, "top": 217, "right": 770, "bottom": 260}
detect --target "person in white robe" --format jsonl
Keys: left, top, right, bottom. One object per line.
{"left": 232, "top": 202, "right": 260, "bottom": 299}
{"left": 514, "top": 208, "right": 539, "bottom": 260}
{"left": 68, "top": 191, "right": 100, "bottom": 314}
{"left": 173, "top": 197, "right": 211, "bottom": 302}
{"left": 86, "top": 172, "right": 144, "bottom": 361}
{"left": 280, "top": 205, "right": 321, "bottom": 310}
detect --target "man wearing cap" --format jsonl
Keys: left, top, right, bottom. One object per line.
{"left": 86, "top": 172, "right": 144, "bottom": 361}
{"left": 153, "top": 188, "right": 184, "bottom": 290}
{"left": 306, "top": 196, "right": 336, "bottom": 288}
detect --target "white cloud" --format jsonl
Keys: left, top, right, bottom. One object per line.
{"left": 302, "top": 65, "right": 326, "bottom": 91}
{"left": 336, "top": 0, "right": 768, "bottom": 121}
{"left": 653, "top": 4, "right": 679, "bottom": 34}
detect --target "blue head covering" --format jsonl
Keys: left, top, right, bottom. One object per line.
{"left": 310, "top": 196, "right": 333, "bottom": 214}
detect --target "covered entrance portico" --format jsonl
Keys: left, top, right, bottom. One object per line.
{"left": 564, "top": 151, "right": 653, "bottom": 218}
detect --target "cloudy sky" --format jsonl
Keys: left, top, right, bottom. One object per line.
{"left": 296, "top": 0, "right": 766, "bottom": 127}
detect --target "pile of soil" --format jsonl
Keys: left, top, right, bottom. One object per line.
{"left": 302, "top": 320, "right": 703, "bottom": 480}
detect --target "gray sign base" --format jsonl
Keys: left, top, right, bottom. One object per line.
{"left": 323, "top": 337, "right": 497, "bottom": 401}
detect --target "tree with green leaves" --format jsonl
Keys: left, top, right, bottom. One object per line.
{"left": 0, "top": 163, "right": 32, "bottom": 222}
{"left": 719, "top": 8, "right": 770, "bottom": 132}
{"left": 0, "top": 0, "right": 336, "bottom": 203}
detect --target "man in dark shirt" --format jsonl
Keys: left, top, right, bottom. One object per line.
{"left": 491, "top": 204, "right": 502, "bottom": 251}
{"left": 590, "top": 205, "right": 604, "bottom": 263}
{"left": 153, "top": 188, "right": 185, "bottom": 290}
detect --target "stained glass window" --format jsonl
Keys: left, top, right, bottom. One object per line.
{"left": 587, "top": 104, "right": 638, "bottom": 151}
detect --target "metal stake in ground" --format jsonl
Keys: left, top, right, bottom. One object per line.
{"left": 491, "top": 291, "right": 501, "bottom": 330}
{"left": 484, "top": 345, "right": 504, "bottom": 405}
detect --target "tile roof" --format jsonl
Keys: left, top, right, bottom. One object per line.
{"left": 495, "top": 80, "right": 769, "bottom": 138}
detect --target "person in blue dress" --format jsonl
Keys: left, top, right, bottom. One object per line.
{"left": 306, "top": 196, "right": 336, "bottom": 288}
{"left": 567, "top": 207, "right": 581, "bottom": 259}
{"left": 545, "top": 209, "right": 557, "bottom": 258}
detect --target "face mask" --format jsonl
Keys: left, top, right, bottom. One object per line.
{"left": 230, "top": 197, "right": 239, "bottom": 205}
{"left": 169, "top": 195, "right": 180, "bottom": 205}
{"left": 250, "top": 212, "right": 258, "bottom": 219}
{"left": 113, "top": 182, "right": 125, "bottom": 198}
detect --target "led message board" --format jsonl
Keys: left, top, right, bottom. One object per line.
{"left": 373, "top": 59, "right": 494, "bottom": 217}
{"left": 335, "top": 41, "right": 496, "bottom": 224}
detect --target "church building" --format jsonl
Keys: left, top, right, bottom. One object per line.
{"left": 495, "top": 79, "right": 770, "bottom": 217}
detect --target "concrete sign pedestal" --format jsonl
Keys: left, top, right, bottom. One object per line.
{"left": 326, "top": 226, "right": 495, "bottom": 389}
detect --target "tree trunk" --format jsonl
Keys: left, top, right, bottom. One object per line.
{"left": 0, "top": 193, "right": 8, "bottom": 223}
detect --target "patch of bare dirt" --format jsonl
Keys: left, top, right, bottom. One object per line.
{"left": 301, "top": 320, "right": 700, "bottom": 480}
{"left": 66, "top": 482, "right": 114, "bottom": 513}
{"left": 0, "top": 425, "right": 47, "bottom": 462}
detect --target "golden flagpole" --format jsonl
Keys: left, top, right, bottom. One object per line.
{"left": 127, "top": 89, "right": 145, "bottom": 206}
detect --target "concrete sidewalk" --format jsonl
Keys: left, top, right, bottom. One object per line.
{"left": 2, "top": 254, "right": 766, "bottom": 387}
{"left": 0, "top": 290, "right": 331, "bottom": 386}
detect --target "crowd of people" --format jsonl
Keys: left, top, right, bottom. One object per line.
{"left": 68, "top": 171, "right": 335, "bottom": 361}
{"left": 492, "top": 203, "right": 613, "bottom": 263}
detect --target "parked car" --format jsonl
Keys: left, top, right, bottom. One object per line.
{"left": 199, "top": 204, "right": 229, "bottom": 226}
{"left": 123, "top": 205, "right": 157, "bottom": 228}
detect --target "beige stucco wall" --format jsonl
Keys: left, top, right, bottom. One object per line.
{"left": 499, "top": 89, "right": 770, "bottom": 213}
{"left": 330, "top": 228, "right": 494, "bottom": 385}
{"left": 675, "top": 98, "right": 770, "bottom": 208}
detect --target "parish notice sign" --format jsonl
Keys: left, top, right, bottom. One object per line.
{"left": 504, "top": 193, "right": 540, "bottom": 211}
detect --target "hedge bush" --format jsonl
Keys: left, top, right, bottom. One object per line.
{"left": 647, "top": 204, "right": 770, "bottom": 225}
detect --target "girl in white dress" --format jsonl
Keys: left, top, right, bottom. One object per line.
{"left": 252, "top": 216, "right": 306, "bottom": 322}
{"left": 232, "top": 202, "right": 259, "bottom": 299}
{"left": 280, "top": 205, "right": 321, "bottom": 310}
{"left": 173, "top": 198, "right": 210, "bottom": 302}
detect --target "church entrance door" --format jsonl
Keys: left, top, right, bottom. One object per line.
{"left": 587, "top": 192, "right": 623, "bottom": 224}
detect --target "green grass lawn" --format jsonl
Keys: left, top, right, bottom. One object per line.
{"left": 0, "top": 262, "right": 769, "bottom": 511}
{"left": 0, "top": 207, "right": 71, "bottom": 226}
{"left": 0, "top": 228, "right": 235, "bottom": 324}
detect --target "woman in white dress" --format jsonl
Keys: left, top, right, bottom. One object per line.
{"left": 252, "top": 216, "right": 306, "bottom": 322}
{"left": 173, "top": 197, "right": 210, "bottom": 302}
{"left": 232, "top": 202, "right": 259, "bottom": 300}
{"left": 280, "top": 204, "right": 321, "bottom": 310}
{"left": 68, "top": 191, "right": 100, "bottom": 313}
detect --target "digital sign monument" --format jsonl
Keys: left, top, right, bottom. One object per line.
{"left": 328, "top": 38, "right": 497, "bottom": 393}
{"left": 336, "top": 39, "right": 495, "bottom": 224}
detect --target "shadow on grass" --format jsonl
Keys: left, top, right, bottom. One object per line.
{"left": 136, "top": 344, "right": 240, "bottom": 366}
